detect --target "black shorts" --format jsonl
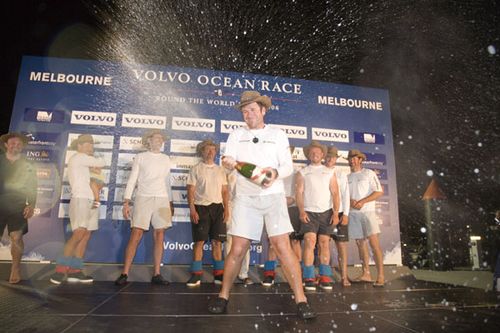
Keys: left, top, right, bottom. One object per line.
{"left": 300, "top": 209, "right": 333, "bottom": 236}
{"left": 331, "top": 213, "right": 349, "bottom": 242}
{"left": 191, "top": 203, "right": 227, "bottom": 242}
{"left": 0, "top": 198, "right": 28, "bottom": 235}
{"left": 288, "top": 206, "right": 303, "bottom": 240}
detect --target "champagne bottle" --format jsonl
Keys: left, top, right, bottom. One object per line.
{"left": 234, "top": 161, "right": 273, "bottom": 186}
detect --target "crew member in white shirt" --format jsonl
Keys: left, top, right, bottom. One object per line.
{"left": 347, "top": 149, "right": 384, "bottom": 287}
{"left": 186, "top": 139, "right": 229, "bottom": 286}
{"left": 115, "top": 129, "right": 174, "bottom": 286}
{"left": 296, "top": 141, "right": 339, "bottom": 291}
{"left": 207, "top": 91, "right": 316, "bottom": 320}
{"left": 50, "top": 134, "right": 105, "bottom": 285}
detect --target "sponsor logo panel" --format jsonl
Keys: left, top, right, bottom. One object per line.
{"left": 172, "top": 207, "right": 190, "bottom": 223}
{"left": 311, "top": 127, "right": 349, "bottom": 143}
{"left": 370, "top": 168, "right": 388, "bottom": 180}
{"left": 171, "top": 172, "right": 189, "bottom": 187}
{"left": 170, "top": 155, "right": 199, "bottom": 170}
{"left": 170, "top": 139, "right": 201, "bottom": 154}
{"left": 115, "top": 169, "right": 130, "bottom": 184}
{"left": 119, "top": 136, "right": 147, "bottom": 151}
{"left": 172, "top": 190, "right": 188, "bottom": 204}
{"left": 354, "top": 131, "right": 385, "bottom": 144}
{"left": 25, "top": 149, "right": 56, "bottom": 163}
{"left": 70, "top": 110, "right": 117, "bottom": 126}
{"left": 269, "top": 124, "right": 308, "bottom": 139}
{"left": 220, "top": 120, "right": 246, "bottom": 133}
{"left": 24, "top": 108, "right": 65, "bottom": 123}
{"left": 364, "top": 153, "right": 386, "bottom": 166}
{"left": 25, "top": 132, "right": 60, "bottom": 146}
{"left": 121, "top": 113, "right": 166, "bottom": 129}
{"left": 172, "top": 116, "right": 215, "bottom": 132}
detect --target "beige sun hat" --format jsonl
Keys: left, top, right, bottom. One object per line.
{"left": 235, "top": 90, "right": 272, "bottom": 110}
{"left": 303, "top": 140, "right": 327, "bottom": 159}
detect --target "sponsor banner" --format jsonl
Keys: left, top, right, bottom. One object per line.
{"left": 381, "top": 184, "right": 389, "bottom": 196}
{"left": 33, "top": 206, "right": 52, "bottom": 218}
{"left": 170, "top": 155, "right": 199, "bottom": 170}
{"left": 172, "top": 189, "right": 188, "bottom": 204}
{"left": 354, "top": 131, "right": 385, "bottom": 145}
{"left": 70, "top": 110, "right": 117, "bottom": 126}
{"left": 62, "top": 168, "right": 111, "bottom": 183}
{"left": 269, "top": 123, "right": 308, "bottom": 139}
{"left": 220, "top": 120, "right": 246, "bottom": 133}
{"left": 119, "top": 136, "right": 147, "bottom": 151}
{"left": 58, "top": 202, "right": 106, "bottom": 219}
{"left": 64, "top": 151, "right": 112, "bottom": 166}
{"left": 172, "top": 116, "right": 215, "bottom": 132}
{"left": 171, "top": 172, "right": 189, "bottom": 187}
{"left": 23, "top": 108, "right": 65, "bottom": 124}
{"left": 170, "top": 139, "right": 201, "bottom": 154}
{"left": 364, "top": 153, "right": 386, "bottom": 166}
{"left": 311, "top": 127, "right": 349, "bottom": 143}
{"left": 60, "top": 185, "right": 108, "bottom": 201}
{"left": 67, "top": 133, "right": 114, "bottom": 150}
{"left": 121, "top": 113, "right": 166, "bottom": 129}
{"left": 25, "top": 149, "right": 56, "bottom": 163}
{"left": 24, "top": 132, "right": 60, "bottom": 146}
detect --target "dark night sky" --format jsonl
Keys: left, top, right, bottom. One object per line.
{"left": 1, "top": 0, "right": 499, "bottom": 265}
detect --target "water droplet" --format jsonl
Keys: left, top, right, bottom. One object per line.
{"left": 426, "top": 170, "right": 434, "bottom": 176}
{"left": 350, "top": 303, "right": 358, "bottom": 311}
{"left": 420, "top": 227, "right": 427, "bottom": 233}
{"left": 487, "top": 45, "right": 496, "bottom": 55}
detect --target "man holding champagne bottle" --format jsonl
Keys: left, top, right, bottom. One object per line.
{"left": 207, "top": 91, "right": 316, "bottom": 320}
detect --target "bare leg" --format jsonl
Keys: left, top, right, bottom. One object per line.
{"left": 368, "top": 233, "right": 384, "bottom": 284}
{"left": 9, "top": 231, "right": 23, "bottom": 284}
{"left": 63, "top": 228, "right": 88, "bottom": 257}
{"left": 193, "top": 240, "right": 204, "bottom": 261}
{"left": 336, "top": 241, "right": 350, "bottom": 286}
{"left": 317, "top": 234, "right": 331, "bottom": 265}
{"left": 122, "top": 228, "right": 144, "bottom": 275}
{"left": 291, "top": 239, "right": 302, "bottom": 261}
{"left": 354, "top": 238, "right": 373, "bottom": 281}
{"left": 270, "top": 234, "right": 307, "bottom": 304}
{"left": 74, "top": 230, "right": 92, "bottom": 258}
{"left": 302, "top": 232, "right": 317, "bottom": 267}
{"left": 153, "top": 229, "right": 165, "bottom": 275}
{"left": 212, "top": 239, "right": 222, "bottom": 261}
{"left": 218, "top": 236, "right": 251, "bottom": 300}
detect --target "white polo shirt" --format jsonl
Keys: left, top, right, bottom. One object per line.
{"left": 347, "top": 168, "right": 382, "bottom": 212}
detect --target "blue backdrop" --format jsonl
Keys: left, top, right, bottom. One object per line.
{"left": 8, "top": 56, "right": 400, "bottom": 265}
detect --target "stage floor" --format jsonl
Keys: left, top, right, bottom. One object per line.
{"left": 1, "top": 275, "right": 499, "bottom": 333}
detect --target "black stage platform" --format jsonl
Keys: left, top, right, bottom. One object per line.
{"left": 1, "top": 273, "right": 499, "bottom": 333}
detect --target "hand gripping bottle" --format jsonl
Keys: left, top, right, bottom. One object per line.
{"left": 223, "top": 157, "right": 273, "bottom": 186}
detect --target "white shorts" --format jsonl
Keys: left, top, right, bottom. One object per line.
{"left": 348, "top": 210, "right": 380, "bottom": 239}
{"left": 131, "top": 196, "right": 172, "bottom": 230}
{"left": 229, "top": 193, "right": 293, "bottom": 241}
{"left": 69, "top": 198, "right": 99, "bottom": 231}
